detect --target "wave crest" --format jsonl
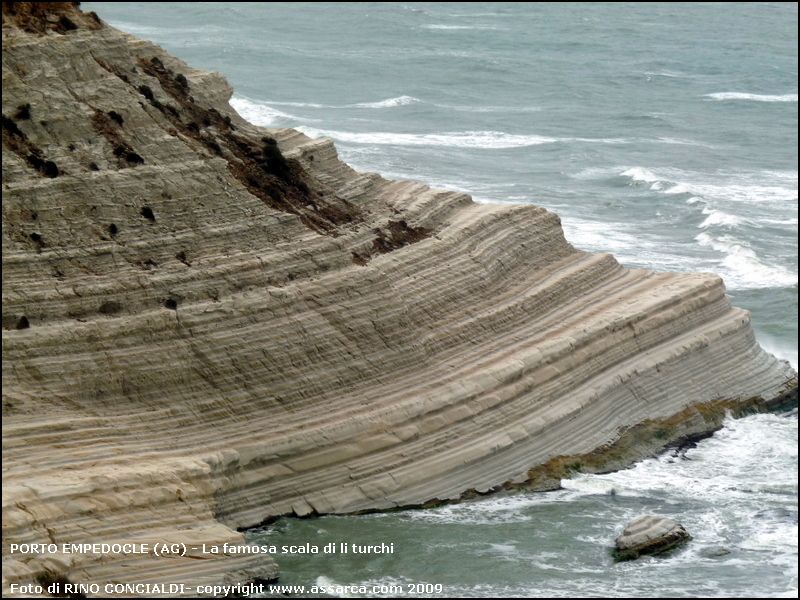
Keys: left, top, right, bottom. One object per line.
{"left": 704, "top": 92, "right": 798, "bottom": 102}
{"left": 229, "top": 97, "right": 308, "bottom": 125}
{"left": 695, "top": 232, "right": 797, "bottom": 289}
{"left": 298, "top": 127, "right": 558, "bottom": 149}
{"left": 351, "top": 95, "right": 421, "bottom": 108}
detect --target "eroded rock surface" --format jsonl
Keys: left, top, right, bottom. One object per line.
{"left": 2, "top": 3, "right": 797, "bottom": 596}
{"left": 614, "top": 515, "right": 692, "bottom": 561}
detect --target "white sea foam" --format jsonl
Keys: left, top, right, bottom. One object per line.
{"left": 704, "top": 92, "right": 798, "bottom": 102}
{"left": 106, "top": 21, "right": 220, "bottom": 38}
{"left": 297, "top": 127, "right": 559, "bottom": 148}
{"left": 656, "top": 136, "right": 712, "bottom": 147}
{"left": 560, "top": 217, "right": 677, "bottom": 267}
{"left": 619, "top": 167, "right": 798, "bottom": 205}
{"left": 299, "top": 127, "right": 638, "bottom": 148}
{"left": 667, "top": 181, "right": 797, "bottom": 203}
{"left": 571, "top": 136, "right": 631, "bottom": 144}
{"left": 695, "top": 232, "right": 797, "bottom": 288}
{"left": 250, "top": 99, "right": 331, "bottom": 108}
{"left": 235, "top": 95, "right": 544, "bottom": 114}
{"left": 569, "top": 166, "right": 620, "bottom": 180}
{"left": 621, "top": 166, "right": 660, "bottom": 183}
{"left": 565, "top": 411, "right": 798, "bottom": 534}
{"left": 762, "top": 217, "right": 800, "bottom": 226}
{"left": 234, "top": 95, "right": 422, "bottom": 110}
{"left": 314, "top": 576, "right": 361, "bottom": 598}
{"left": 351, "top": 95, "right": 422, "bottom": 108}
{"left": 584, "top": 167, "right": 798, "bottom": 289}
{"left": 644, "top": 70, "right": 690, "bottom": 79}
{"left": 759, "top": 334, "right": 799, "bottom": 370}
{"left": 422, "top": 24, "right": 501, "bottom": 30}
{"left": 229, "top": 97, "right": 309, "bottom": 126}
{"left": 442, "top": 11, "right": 513, "bottom": 18}
{"left": 698, "top": 208, "right": 744, "bottom": 229}
{"left": 439, "top": 104, "right": 543, "bottom": 113}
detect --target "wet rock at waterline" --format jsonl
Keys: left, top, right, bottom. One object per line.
{"left": 613, "top": 515, "right": 691, "bottom": 561}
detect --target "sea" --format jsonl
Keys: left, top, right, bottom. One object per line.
{"left": 85, "top": 3, "right": 798, "bottom": 596}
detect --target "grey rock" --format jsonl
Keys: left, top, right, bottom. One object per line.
{"left": 700, "top": 546, "right": 731, "bottom": 558}
{"left": 614, "top": 515, "right": 691, "bottom": 561}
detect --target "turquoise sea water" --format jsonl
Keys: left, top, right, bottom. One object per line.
{"left": 85, "top": 3, "right": 798, "bottom": 596}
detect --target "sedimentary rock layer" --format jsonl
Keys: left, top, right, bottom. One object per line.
{"left": 2, "top": 4, "right": 796, "bottom": 596}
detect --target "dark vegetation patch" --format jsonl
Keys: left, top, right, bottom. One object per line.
{"left": 14, "top": 103, "right": 30, "bottom": 120}
{"left": 98, "top": 301, "right": 122, "bottom": 315}
{"left": 107, "top": 110, "right": 124, "bottom": 126}
{"left": 88, "top": 161, "right": 99, "bottom": 171}
{"left": 108, "top": 223, "right": 118, "bottom": 236}
{"left": 175, "top": 250, "right": 191, "bottom": 266}
{"left": 137, "top": 84, "right": 154, "bottom": 101}
{"left": 134, "top": 55, "right": 361, "bottom": 235}
{"left": 351, "top": 220, "right": 431, "bottom": 265}
{"left": 28, "top": 154, "right": 59, "bottom": 177}
{"left": 140, "top": 206, "right": 155, "bottom": 222}
{"left": 90, "top": 109, "right": 144, "bottom": 167}
{"left": 351, "top": 252, "right": 369, "bottom": 266}
{"left": 373, "top": 220, "right": 430, "bottom": 253}
{"left": 29, "top": 231, "right": 45, "bottom": 251}
{"left": 56, "top": 14, "right": 77, "bottom": 32}
{"left": 94, "top": 57, "right": 130, "bottom": 84}
{"left": 136, "top": 82, "right": 180, "bottom": 118}
{"left": 2, "top": 114, "right": 61, "bottom": 177}
{"left": 137, "top": 258, "right": 159, "bottom": 270}
{"left": 2, "top": 2, "right": 102, "bottom": 34}
{"left": 2, "top": 315, "right": 28, "bottom": 330}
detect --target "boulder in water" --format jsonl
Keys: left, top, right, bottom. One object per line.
{"left": 613, "top": 515, "right": 691, "bottom": 561}
{"left": 699, "top": 546, "right": 731, "bottom": 558}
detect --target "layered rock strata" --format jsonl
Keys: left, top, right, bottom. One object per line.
{"left": 2, "top": 4, "right": 796, "bottom": 596}
{"left": 614, "top": 516, "right": 692, "bottom": 561}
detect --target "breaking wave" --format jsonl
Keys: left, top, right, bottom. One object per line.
{"left": 351, "top": 95, "right": 422, "bottom": 108}
{"left": 229, "top": 97, "right": 309, "bottom": 126}
{"left": 298, "top": 127, "right": 559, "bottom": 149}
{"left": 695, "top": 232, "right": 797, "bottom": 289}
{"left": 704, "top": 92, "right": 798, "bottom": 102}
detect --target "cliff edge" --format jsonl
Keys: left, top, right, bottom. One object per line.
{"left": 2, "top": 4, "right": 796, "bottom": 596}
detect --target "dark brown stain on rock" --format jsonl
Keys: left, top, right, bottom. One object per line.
{"left": 352, "top": 220, "right": 431, "bottom": 265}
{"left": 90, "top": 110, "right": 144, "bottom": 167}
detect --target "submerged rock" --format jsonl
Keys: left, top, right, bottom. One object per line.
{"left": 699, "top": 546, "right": 731, "bottom": 558}
{"left": 614, "top": 515, "right": 691, "bottom": 561}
